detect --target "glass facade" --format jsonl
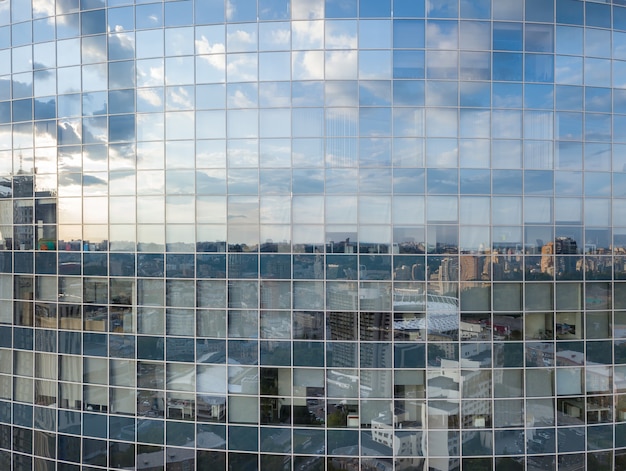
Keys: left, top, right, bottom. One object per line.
{"left": 1, "top": 0, "right": 626, "bottom": 469}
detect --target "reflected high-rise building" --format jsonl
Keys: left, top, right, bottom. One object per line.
{"left": 1, "top": 0, "right": 626, "bottom": 470}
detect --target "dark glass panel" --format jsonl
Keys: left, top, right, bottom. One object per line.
{"left": 83, "top": 332, "right": 107, "bottom": 356}
{"left": 557, "top": 0, "right": 583, "bottom": 25}
{"left": 229, "top": 425, "right": 258, "bottom": 452}
{"left": 166, "top": 338, "right": 195, "bottom": 362}
{"left": 360, "top": 0, "right": 390, "bottom": 17}
{"left": 586, "top": 2, "right": 611, "bottom": 28}
{"left": 83, "top": 413, "right": 107, "bottom": 439}
{"left": 82, "top": 438, "right": 107, "bottom": 467}
{"left": 493, "top": 52, "right": 523, "bottom": 81}
{"left": 137, "top": 337, "right": 164, "bottom": 361}
{"left": 58, "top": 434, "right": 81, "bottom": 462}
{"left": 393, "top": 0, "right": 424, "bottom": 17}
{"left": 138, "top": 254, "right": 164, "bottom": 277}
{"left": 109, "top": 442, "right": 135, "bottom": 469}
{"left": 81, "top": 9, "right": 106, "bottom": 35}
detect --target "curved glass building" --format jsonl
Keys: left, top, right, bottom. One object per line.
{"left": 1, "top": 0, "right": 626, "bottom": 469}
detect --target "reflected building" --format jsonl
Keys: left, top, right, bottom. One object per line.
{"left": 1, "top": 0, "right": 626, "bottom": 470}
{"left": 541, "top": 236, "right": 579, "bottom": 276}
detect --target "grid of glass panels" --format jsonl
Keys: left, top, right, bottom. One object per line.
{"left": 1, "top": 0, "right": 626, "bottom": 469}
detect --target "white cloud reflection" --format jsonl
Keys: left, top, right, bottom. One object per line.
{"left": 291, "top": 0, "right": 324, "bottom": 19}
